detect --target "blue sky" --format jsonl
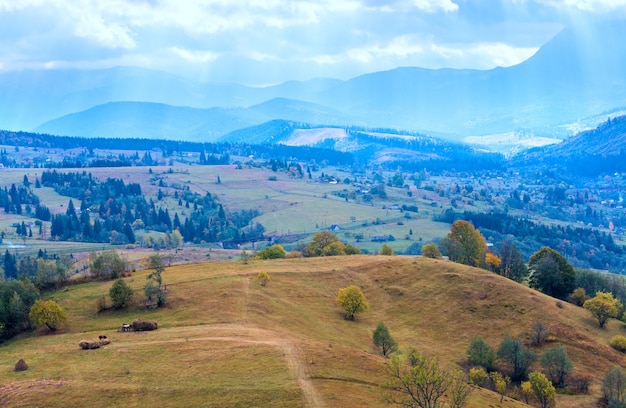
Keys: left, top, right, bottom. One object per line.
{"left": 0, "top": 0, "right": 624, "bottom": 85}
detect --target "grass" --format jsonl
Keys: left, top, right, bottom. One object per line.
{"left": 2, "top": 255, "right": 624, "bottom": 407}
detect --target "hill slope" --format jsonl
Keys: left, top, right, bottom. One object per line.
{"left": 1, "top": 256, "right": 622, "bottom": 407}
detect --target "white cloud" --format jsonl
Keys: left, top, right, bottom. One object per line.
{"left": 431, "top": 42, "right": 539, "bottom": 68}
{"left": 307, "top": 35, "right": 426, "bottom": 65}
{"left": 411, "top": 0, "right": 459, "bottom": 12}
{"left": 73, "top": 11, "right": 136, "bottom": 49}
{"left": 525, "top": 0, "right": 626, "bottom": 12}
{"left": 169, "top": 47, "right": 219, "bottom": 63}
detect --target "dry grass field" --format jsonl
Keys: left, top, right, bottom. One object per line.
{"left": 1, "top": 255, "right": 624, "bottom": 407}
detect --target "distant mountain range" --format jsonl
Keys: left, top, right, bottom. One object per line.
{"left": 2, "top": 22, "right": 626, "bottom": 146}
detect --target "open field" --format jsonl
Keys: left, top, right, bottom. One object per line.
{"left": 2, "top": 255, "right": 625, "bottom": 407}
{"left": 0, "top": 165, "right": 455, "bottom": 256}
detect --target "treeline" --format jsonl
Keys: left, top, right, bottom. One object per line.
{"left": 0, "top": 129, "right": 354, "bottom": 168}
{"left": 386, "top": 150, "right": 504, "bottom": 174}
{"left": 436, "top": 209, "right": 626, "bottom": 272}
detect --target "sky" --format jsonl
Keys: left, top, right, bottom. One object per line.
{"left": 0, "top": 0, "right": 625, "bottom": 85}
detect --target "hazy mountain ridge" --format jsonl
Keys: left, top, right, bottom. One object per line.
{"left": 3, "top": 23, "right": 626, "bottom": 145}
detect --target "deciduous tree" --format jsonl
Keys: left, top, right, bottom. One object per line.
{"left": 497, "top": 335, "right": 536, "bottom": 381}
{"left": 528, "top": 372, "right": 556, "bottom": 408}
{"left": 381, "top": 349, "right": 471, "bottom": 408}
{"left": 109, "top": 279, "right": 134, "bottom": 309}
{"left": 466, "top": 336, "right": 496, "bottom": 371}
{"left": 373, "top": 321, "right": 398, "bottom": 358}
{"left": 89, "top": 250, "right": 126, "bottom": 280}
{"left": 541, "top": 345, "right": 573, "bottom": 388}
{"left": 336, "top": 285, "right": 369, "bottom": 320}
{"left": 380, "top": 244, "right": 395, "bottom": 256}
{"left": 445, "top": 220, "right": 487, "bottom": 267}
{"left": 421, "top": 243, "right": 442, "bottom": 259}
{"left": 29, "top": 299, "right": 67, "bottom": 332}
{"left": 584, "top": 291, "right": 623, "bottom": 328}
{"left": 144, "top": 254, "right": 167, "bottom": 307}
{"left": 307, "top": 232, "right": 340, "bottom": 257}
{"left": 498, "top": 239, "right": 528, "bottom": 282}
{"left": 603, "top": 366, "right": 626, "bottom": 405}
{"left": 529, "top": 247, "right": 575, "bottom": 300}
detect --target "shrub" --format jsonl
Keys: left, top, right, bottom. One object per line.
{"left": 380, "top": 244, "right": 395, "bottom": 256}
{"left": 96, "top": 295, "right": 108, "bottom": 312}
{"left": 569, "top": 287, "right": 589, "bottom": 306}
{"left": 469, "top": 367, "right": 489, "bottom": 386}
{"left": 131, "top": 319, "right": 158, "bottom": 331}
{"left": 530, "top": 321, "right": 550, "bottom": 346}
{"left": 611, "top": 336, "right": 626, "bottom": 353}
{"left": 257, "top": 271, "right": 270, "bottom": 286}
{"left": 570, "top": 374, "right": 592, "bottom": 394}
{"left": 344, "top": 244, "right": 361, "bottom": 255}
{"left": 256, "top": 244, "right": 286, "bottom": 259}
{"left": 421, "top": 243, "right": 442, "bottom": 259}
{"left": 285, "top": 250, "right": 303, "bottom": 258}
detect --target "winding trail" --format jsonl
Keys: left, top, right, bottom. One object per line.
{"left": 114, "top": 324, "right": 324, "bottom": 407}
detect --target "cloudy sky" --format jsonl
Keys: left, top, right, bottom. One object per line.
{"left": 0, "top": 0, "right": 624, "bottom": 85}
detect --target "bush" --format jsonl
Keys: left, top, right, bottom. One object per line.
{"left": 570, "top": 374, "right": 592, "bottom": 394}
{"left": 256, "top": 244, "right": 286, "bottom": 259}
{"left": 109, "top": 279, "right": 134, "bottom": 309}
{"left": 131, "top": 319, "right": 158, "bottom": 331}
{"left": 469, "top": 367, "right": 489, "bottom": 386}
{"left": 96, "top": 295, "right": 108, "bottom": 312}
{"left": 380, "top": 244, "right": 395, "bottom": 256}
{"left": 257, "top": 271, "right": 270, "bottom": 286}
{"left": 610, "top": 336, "right": 626, "bottom": 353}
{"left": 530, "top": 322, "right": 550, "bottom": 346}
{"left": 285, "top": 250, "right": 303, "bottom": 258}
{"left": 569, "top": 287, "right": 589, "bottom": 306}
{"left": 421, "top": 243, "right": 442, "bottom": 259}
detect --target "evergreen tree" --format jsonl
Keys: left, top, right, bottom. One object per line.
{"left": 3, "top": 250, "right": 18, "bottom": 279}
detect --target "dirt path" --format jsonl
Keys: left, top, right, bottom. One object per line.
{"left": 114, "top": 324, "right": 324, "bottom": 408}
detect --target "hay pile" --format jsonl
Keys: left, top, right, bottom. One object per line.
{"left": 14, "top": 359, "right": 28, "bottom": 371}
{"left": 131, "top": 319, "right": 157, "bottom": 331}
{"left": 79, "top": 339, "right": 111, "bottom": 349}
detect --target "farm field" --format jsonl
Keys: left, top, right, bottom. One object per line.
{"left": 0, "top": 164, "right": 456, "bottom": 257}
{"left": 1, "top": 255, "right": 623, "bottom": 407}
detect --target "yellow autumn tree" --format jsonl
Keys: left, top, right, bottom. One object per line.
{"left": 336, "top": 285, "right": 369, "bottom": 320}
{"left": 29, "top": 299, "right": 67, "bottom": 332}
{"left": 584, "top": 291, "right": 623, "bottom": 328}
{"left": 445, "top": 220, "right": 487, "bottom": 267}
{"left": 485, "top": 253, "right": 502, "bottom": 272}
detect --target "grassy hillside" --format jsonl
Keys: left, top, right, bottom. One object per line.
{"left": 1, "top": 256, "right": 624, "bottom": 407}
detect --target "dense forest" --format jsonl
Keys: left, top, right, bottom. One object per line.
{"left": 437, "top": 209, "right": 626, "bottom": 272}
